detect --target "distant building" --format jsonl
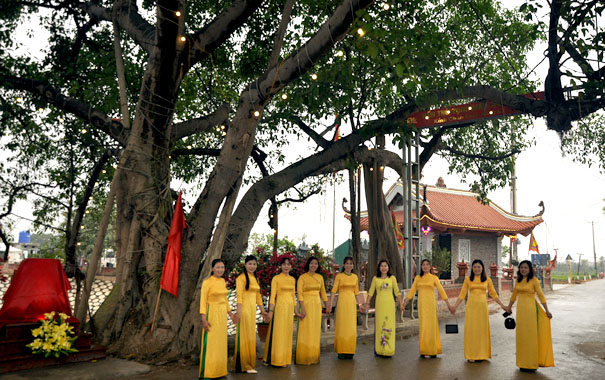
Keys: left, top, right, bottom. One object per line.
{"left": 345, "top": 178, "right": 544, "bottom": 279}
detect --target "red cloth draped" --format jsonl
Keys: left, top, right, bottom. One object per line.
{"left": 0, "top": 258, "right": 74, "bottom": 328}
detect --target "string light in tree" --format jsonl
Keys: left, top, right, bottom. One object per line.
{"left": 281, "top": 93, "right": 288, "bottom": 100}
{"left": 16, "top": 97, "right": 23, "bottom": 103}
{"left": 179, "top": 36, "right": 186, "bottom": 42}
{"left": 383, "top": 2, "right": 390, "bottom": 10}
{"left": 102, "top": 169, "right": 107, "bottom": 174}
{"left": 467, "top": 106, "right": 473, "bottom": 111}
{"left": 357, "top": 28, "right": 365, "bottom": 37}
{"left": 187, "top": 145, "right": 192, "bottom": 149}
{"left": 81, "top": 128, "right": 87, "bottom": 134}
{"left": 175, "top": 11, "right": 182, "bottom": 17}
{"left": 252, "top": 110, "right": 261, "bottom": 118}
{"left": 336, "top": 50, "right": 344, "bottom": 57}
{"left": 59, "top": 117, "right": 64, "bottom": 123}
{"left": 310, "top": 73, "right": 318, "bottom": 80}
{"left": 38, "top": 107, "right": 44, "bottom": 113}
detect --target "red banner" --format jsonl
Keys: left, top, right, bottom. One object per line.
{"left": 407, "top": 92, "right": 545, "bottom": 129}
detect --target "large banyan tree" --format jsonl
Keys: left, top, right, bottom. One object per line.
{"left": 1, "top": 0, "right": 603, "bottom": 358}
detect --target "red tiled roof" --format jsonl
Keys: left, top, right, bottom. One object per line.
{"left": 344, "top": 185, "right": 543, "bottom": 236}
{"left": 420, "top": 187, "right": 543, "bottom": 236}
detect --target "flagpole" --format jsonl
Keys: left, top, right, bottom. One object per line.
{"left": 151, "top": 285, "right": 163, "bottom": 333}
{"left": 332, "top": 174, "right": 336, "bottom": 258}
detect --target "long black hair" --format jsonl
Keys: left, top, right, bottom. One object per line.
{"left": 243, "top": 255, "right": 257, "bottom": 290}
{"left": 304, "top": 256, "right": 321, "bottom": 273}
{"left": 376, "top": 259, "right": 392, "bottom": 278}
{"left": 517, "top": 260, "right": 534, "bottom": 283}
{"left": 469, "top": 259, "right": 487, "bottom": 282}
{"left": 419, "top": 258, "right": 431, "bottom": 277}
{"left": 342, "top": 256, "right": 354, "bottom": 273}
{"left": 210, "top": 259, "right": 225, "bottom": 276}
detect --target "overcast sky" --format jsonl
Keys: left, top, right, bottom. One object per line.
{"left": 4, "top": 1, "right": 604, "bottom": 266}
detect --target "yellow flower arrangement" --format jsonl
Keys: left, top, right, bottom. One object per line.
{"left": 27, "top": 311, "right": 78, "bottom": 358}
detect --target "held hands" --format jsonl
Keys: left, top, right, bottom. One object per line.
{"left": 326, "top": 305, "right": 333, "bottom": 315}
{"left": 231, "top": 313, "right": 240, "bottom": 325}
{"left": 448, "top": 304, "right": 456, "bottom": 315}
{"left": 201, "top": 318, "right": 211, "bottom": 332}
{"left": 297, "top": 310, "right": 306, "bottom": 320}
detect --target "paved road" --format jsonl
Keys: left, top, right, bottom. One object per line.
{"left": 242, "top": 279, "right": 605, "bottom": 380}
{"left": 5, "top": 280, "right": 604, "bottom": 379}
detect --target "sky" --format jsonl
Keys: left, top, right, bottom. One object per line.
{"left": 4, "top": 1, "right": 605, "bottom": 266}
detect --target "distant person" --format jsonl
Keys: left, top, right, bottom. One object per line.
{"left": 327, "top": 256, "right": 365, "bottom": 359}
{"left": 451, "top": 259, "right": 507, "bottom": 362}
{"left": 199, "top": 259, "right": 236, "bottom": 379}
{"left": 231, "top": 255, "right": 269, "bottom": 374}
{"left": 402, "top": 259, "right": 454, "bottom": 358}
{"left": 505, "top": 260, "right": 554, "bottom": 372}
{"left": 363, "top": 259, "right": 404, "bottom": 357}
{"left": 263, "top": 256, "right": 301, "bottom": 367}
{"left": 295, "top": 256, "right": 328, "bottom": 365}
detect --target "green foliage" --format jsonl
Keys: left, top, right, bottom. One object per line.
{"left": 431, "top": 246, "right": 451, "bottom": 275}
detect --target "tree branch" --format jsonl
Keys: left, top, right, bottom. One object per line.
{"left": 188, "top": 0, "right": 264, "bottom": 68}
{"left": 438, "top": 144, "right": 520, "bottom": 161}
{"left": 246, "top": 0, "right": 375, "bottom": 107}
{"left": 0, "top": 74, "right": 128, "bottom": 145}
{"left": 170, "top": 104, "right": 231, "bottom": 141}
{"left": 267, "top": 0, "right": 295, "bottom": 70}
{"left": 80, "top": 0, "right": 155, "bottom": 54}
{"left": 290, "top": 115, "right": 329, "bottom": 148}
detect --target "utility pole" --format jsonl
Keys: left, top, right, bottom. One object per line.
{"left": 577, "top": 253, "right": 583, "bottom": 277}
{"left": 510, "top": 155, "right": 518, "bottom": 264}
{"left": 592, "top": 221, "right": 597, "bottom": 273}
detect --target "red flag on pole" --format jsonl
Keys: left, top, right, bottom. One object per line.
{"left": 333, "top": 114, "right": 341, "bottom": 142}
{"left": 160, "top": 192, "right": 187, "bottom": 297}
{"left": 528, "top": 232, "right": 540, "bottom": 254}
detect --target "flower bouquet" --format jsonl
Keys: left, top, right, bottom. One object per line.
{"left": 27, "top": 311, "right": 78, "bottom": 358}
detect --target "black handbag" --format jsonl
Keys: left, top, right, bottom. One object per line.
{"left": 445, "top": 317, "right": 459, "bottom": 334}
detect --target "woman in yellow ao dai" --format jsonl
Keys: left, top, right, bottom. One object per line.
{"left": 451, "top": 259, "right": 508, "bottom": 362}
{"left": 327, "top": 256, "right": 365, "bottom": 359}
{"left": 402, "top": 259, "right": 453, "bottom": 357}
{"left": 263, "top": 256, "right": 301, "bottom": 367}
{"left": 364, "top": 259, "right": 404, "bottom": 357}
{"left": 199, "top": 259, "right": 235, "bottom": 379}
{"left": 506, "top": 260, "right": 554, "bottom": 371}
{"left": 295, "top": 256, "right": 328, "bottom": 365}
{"left": 231, "top": 255, "right": 269, "bottom": 374}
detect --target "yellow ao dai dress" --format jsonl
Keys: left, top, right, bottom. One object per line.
{"left": 457, "top": 276, "right": 499, "bottom": 360}
{"left": 199, "top": 276, "right": 229, "bottom": 379}
{"left": 510, "top": 277, "right": 554, "bottom": 369}
{"left": 331, "top": 272, "right": 360, "bottom": 355}
{"left": 368, "top": 275, "right": 400, "bottom": 357}
{"left": 406, "top": 273, "right": 448, "bottom": 356}
{"left": 263, "top": 273, "right": 296, "bottom": 366}
{"left": 231, "top": 273, "right": 264, "bottom": 372}
{"left": 295, "top": 272, "right": 328, "bottom": 364}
